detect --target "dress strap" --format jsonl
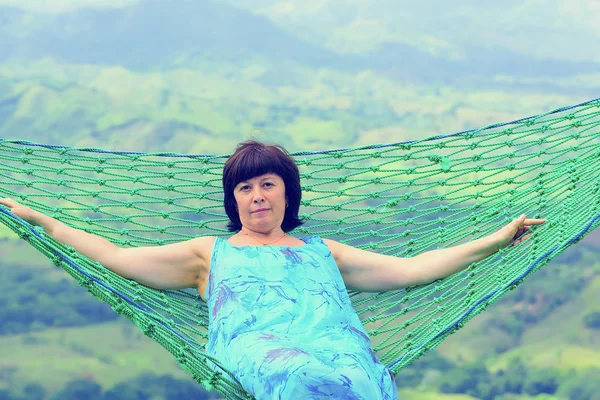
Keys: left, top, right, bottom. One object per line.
{"left": 204, "top": 236, "right": 225, "bottom": 300}
{"left": 301, "top": 234, "right": 325, "bottom": 245}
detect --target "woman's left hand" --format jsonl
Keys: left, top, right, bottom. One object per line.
{"left": 492, "top": 214, "right": 547, "bottom": 250}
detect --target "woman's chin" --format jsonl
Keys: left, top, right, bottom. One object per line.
{"left": 247, "top": 217, "right": 281, "bottom": 230}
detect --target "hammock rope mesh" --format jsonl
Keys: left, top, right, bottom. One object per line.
{"left": 0, "top": 98, "right": 599, "bottom": 399}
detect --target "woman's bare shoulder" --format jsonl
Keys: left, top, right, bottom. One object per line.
{"left": 321, "top": 237, "right": 342, "bottom": 259}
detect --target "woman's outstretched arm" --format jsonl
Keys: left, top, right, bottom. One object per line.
{"left": 0, "top": 198, "right": 211, "bottom": 290}
{"left": 324, "top": 214, "right": 546, "bottom": 292}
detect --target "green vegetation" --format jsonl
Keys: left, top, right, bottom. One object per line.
{"left": 0, "top": 267, "right": 118, "bottom": 335}
{"left": 0, "top": 373, "right": 220, "bottom": 400}
{"left": 395, "top": 354, "right": 599, "bottom": 400}
{"left": 0, "top": 321, "right": 197, "bottom": 394}
{"left": 583, "top": 311, "right": 600, "bottom": 329}
{"left": 2, "top": 57, "right": 591, "bottom": 156}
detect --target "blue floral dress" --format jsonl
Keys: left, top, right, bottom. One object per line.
{"left": 204, "top": 235, "right": 398, "bottom": 400}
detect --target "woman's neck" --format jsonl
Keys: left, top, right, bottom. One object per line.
{"left": 239, "top": 227, "right": 286, "bottom": 246}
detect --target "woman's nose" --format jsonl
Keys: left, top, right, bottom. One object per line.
{"left": 252, "top": 191, "right": 265, "bottom": 202}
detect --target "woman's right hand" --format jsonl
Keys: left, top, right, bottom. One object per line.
{"left": 0, "top": 198, "right": 42, "bottom": 226}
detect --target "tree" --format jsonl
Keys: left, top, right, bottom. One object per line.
{"left": 51, "top": 378, "right": 103, "bottom": 400}
{"left": 0, "top": 389, "right": 16, "bottom": 400}
{"left": 497, "top": 358, "right": 526, "bottom": 394}
{"left": 438, "top": 362, "right": 491, "bottom": 394}
{"left": 583, "top": 311, "right": 600, "bottom": 330}
{"left": 523, "top": 369, "right": 560, "bottom": 396}
{"left": 557, "top": 368, "right": 600, "bottom": 400}
{"left": 22, "top": 383, "right": 46, "bottom": 400}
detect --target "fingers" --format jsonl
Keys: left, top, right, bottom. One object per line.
{"left": 524, "top": 219, "right": 546, "bottom": 225}
{"left": 517, "top": 215, "right": 546, "bottom": 226}
{"left": 0, "top": 198, "right": 16, "bottom": 207}
{"left": 0, "top": 198, "right": 23, "bottom": 210}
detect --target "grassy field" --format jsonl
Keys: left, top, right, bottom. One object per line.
{"left": 0, "top": 320, "right": 193, "bottom": 394}
{"left": 397, "top": 388, "right": 478, "bottom": 400}
{"left": 489, "top": 275, "right": 600, "bottom": 372}
{"left": 435, "top": 265, "right": 600, "bottom": 367}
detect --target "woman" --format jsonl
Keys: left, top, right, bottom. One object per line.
{"left": 0, "top": 140, "right": 545, "bottom": 399}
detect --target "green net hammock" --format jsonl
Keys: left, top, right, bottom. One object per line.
{"left": 1, "top": 98, "right": 600, "bottom": 399}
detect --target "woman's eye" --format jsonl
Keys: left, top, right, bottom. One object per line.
{"left": 264, "top": 182, "right": 273, "bottom": 187}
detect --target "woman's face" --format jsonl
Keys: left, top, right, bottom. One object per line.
{"left": 233, "top": 173, "right": 287, "bottom": 232}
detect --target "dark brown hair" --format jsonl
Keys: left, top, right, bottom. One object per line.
{"left": 223, "top": 140, "right": 304, "bottom": 232}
